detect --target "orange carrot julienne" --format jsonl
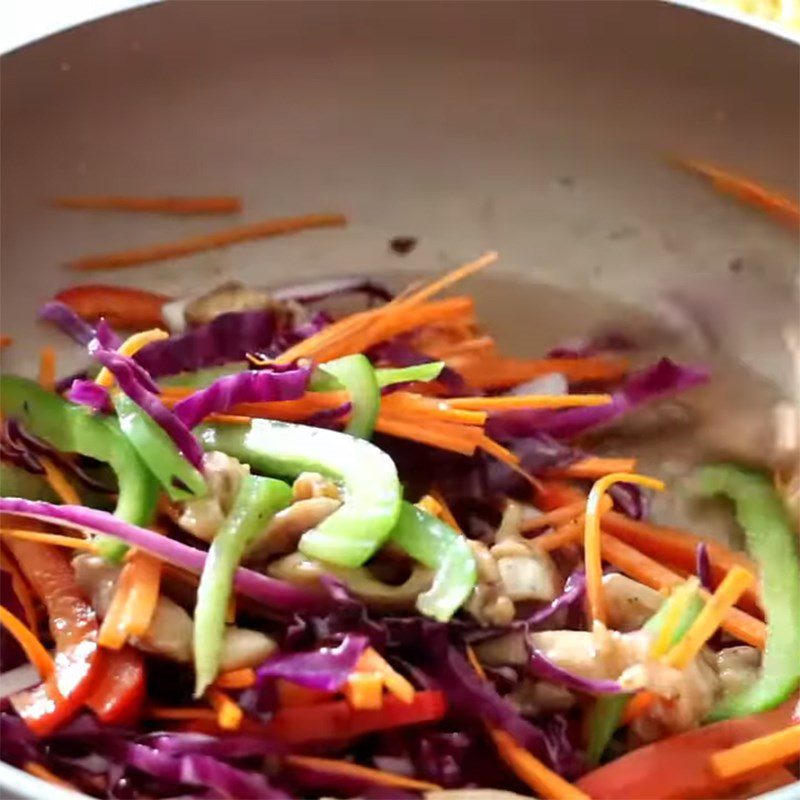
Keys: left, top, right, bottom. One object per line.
{"left": 600, "top": 534, "right": 766, "bottom": 649}
{"left": 710, "top": 724, "right": 800, "bottom": 782}
{"left": 53, "top": 195, "right": 242, "bottom": 214}
{"left": 416, "top": 495, "right": 443, "bottom": 516}
{"left": 285, "top": 755, "right": 442, "bottom": 792}
{"left": 675, "top": 158, "right": 800, "bottom": 229}
{"left": 344, "top": 672, "right": 384, "bottom": 710}
{"left": 430, "top": 490, "right": 463, "bottom": 533}
{"left": 98, "top": 560, "right": 138, "bottom": 650}
{"left": 207, "top": 688, "right": 244, "bottom": 730}
{"left": 531, "top": 518, "right": 585, "bottom": 552}
{"left": 0, "top": 605, "right": 54, "bottom": 678}
{"left": 39, "top": 457, "right": 82, "bottom": 507}
{"left": 356, "top": 648, "right": 416, "bottom": 704}
{"left": 23, "top": 762, "right": 73, "bottom": 789}
{"left": 147, "top": 706, "right": 219, "bottom": 721}
{"left": 585, "top": 473, "right": 666, "bottom": 625}
{"left": 448, "top": 393, "right": 613, "bottom": 410}
{"left": 396, "top": 252, "right": 497, "bottom": 310}
{"left": 381, "top": 393, "right": 487, "bottom": 426}
{"left": 0, "top": 545, "right": 38, "bottom": 632}
{"left": 96, "top": 329, "right": 169, "bottom": 387}
{"left": 68, "top": 213, "right": 347, "bottom": 271}
{"left": 375, "top": 416, "right": 479, "bottom": 456}
{"left": 477, "top": 434, "right": 521, "bottom": 466}
{"left": 119, "top": 552, "right": 162, "bottom": 638}
{"left": 423, "top": 335, "right": 496, "bottom": 359}
{"left": 620, "top": 691, "right": 657, "bottom": 725}
{"left": 38, "top": 347, "right": 56, "bottom": 391}
{"left": 522, "top": 500, "right": 587, "bottom": 532}
{"left": 0, "top": 528, "right": 97, "bottom": 553}
{"left": 0, "top": 335, "right": 12, "bottom": 349}
{"left": 552, "top": 456, "right": 638, "bottom": 480}
{"left": 214, "top": 667, "right": 256, "bottom": 690}
{"left": 663, "top": 566, "right": 755, "bottom": 669}
{"left": 490, "top": 727, "right": 591, "bottom": 800}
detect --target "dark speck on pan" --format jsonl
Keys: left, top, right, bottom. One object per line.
{"left": 389, "top": 236, "right": 418, "bottom": 255}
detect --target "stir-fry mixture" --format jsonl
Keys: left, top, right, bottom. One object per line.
{"left": 0, "top": 255, "right": 798, "bottom": 800}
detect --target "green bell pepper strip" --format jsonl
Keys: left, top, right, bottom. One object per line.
{"left": 197, "top": 419, "right": 402, "bottom": 568}
{"left": 318, "top": 354, "right": 380, "bottom": 439}
{"left": 193, "top": 473, "right": 292, "bottom": 696}
{"left": 159, "top": 364, "right": 243, "bottom": 389}
{"left": 374, "top": 362, "right": 445, "bottom": 389}
{"left": 0, "top": 376, "right": 159, "bottom": 560}
{"left": 113, "top": 392, "right": 207, "bottom": 502}
{"left": 586, "top": 585, "right": 704, "bottom": 765}
{"left": 697, "top": 464, "right": 800, "bottom": 721}
{"left": 388, "top": 501, "right": 477, "bottom": 622}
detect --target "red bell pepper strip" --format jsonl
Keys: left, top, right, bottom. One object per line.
{"left": 54, "top": 285, "right": 169, "bottom": 329}
{"left": 266, "top": 690, "right": 446, "bottom": 745}
{"left": 3, "top": 531, "right": 100, "bottom": 735}
{"left": 84, "top": 646, "right": 146, "bottom": 726}
{"left": 576, "top": 701, "right": 796, "bottom": 800}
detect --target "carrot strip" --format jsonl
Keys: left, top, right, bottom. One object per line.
{"left": 675, "top": 158, "right": 800, "bottom": 229}
{"left": 0, "top": 335, "right": 12, "bottom": 349}
{"left": 67, "top": 213, "right": 347, "bottom": 271}
{"left": 404, "top": 252, "right": 498, "bottom": 307}
{"left": 711, "top": 725, "right": 800, "bottom": 782}
{"left": 285, "top": 755, "right": 442, "bottom": 792}
{"left": 424, "top": 335, "right": 496, "bottom": 359}
{"left": 23, "top": 762, "right": 73, "bottom": 789}
{"left": 95, "top": 329, "right": 169, "bottom": 387}
{"left": 275, "top": 680, "right": 334, "bottom": 708}
{"left": 620, "top": 691, "right": 656, "bottom": 725}
{"left": 663, "top": 566, "right": 755, "bottom": 669}
{"left": 0, "top": 605, "right": 54, "bottom": 678}
{"left": 448, "top": 393, "right": 613, "bottom": 410}
{"left": 490, "top": 727, "right": 591, "bottom": 800}
{"left": 381, "top": 394, "right": 487, "bottom": 426}
{"left": 39, "top": 457, "right": 82, "bottom": 507}
{"left": 356, "top": 648, "right": 416, "bottom": 704}
{"left": 535, "top": 480, "right": 587, "bottom": 511}
{"left": 602, "top": 511, "right": 760, "bottom": 613}
{"left": 585, "top": 473, "right": 666, "bottom": 625}
{"left": 650, "top": 578, "right": 701, "bottom": 658}
{"left": 214, "top": 667, "right": 256, "bottom": 690}
{"left": 53, "top": 195, "right": 242, "bottom": 214}
{"left": 119, "top": 552, "right": 162, "bottom": 637}
{"left": 522, "top": 500, "right": 587, "bottom": 532}
{"left": 344, "top": 672, "right": 384, "bottom": 710}
{"left": 476, "top": 435, "right": 521, "bottom": 466}
{"left": 553, "top": 457, "right": 637, "bottom": 480}
{"left": 0, "top": 528, "right": 97, "bottom": 553}
{"left": 38, "top": 347, "right": 56, "bottom": 391}
{"left": 447, "top": 354, "right": 630, "bottom": 391}
{"left": 600, "top": 534, "right": 766, "bottom": 649}
{"left": 98, "top": 560, "right": 137, "bottom": 650}
{"left": 375, "top": 416, "right": 479, "bottom": 456}
{"left": 416, "top": 495, "right": 443, "bottom": 517}
{"left": 531, "top": 518, "right": 585, "bottom": 552}
{"left": 0, "top": 544, "right": 38, "bottom": 631}
{"left": 430, "top": 491, "right": 463, "bottom": 534}
{"left": 207, "top": 688, "right": 244, "bottom": 730}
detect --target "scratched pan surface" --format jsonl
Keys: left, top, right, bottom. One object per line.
{"left": 0, "top": 2, "right": 798, "bottom": 798}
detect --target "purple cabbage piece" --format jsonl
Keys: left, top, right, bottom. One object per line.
{"left": 370, "top": 339, "right": 466, "bottom": 394}
{"left": 0, "top": 498, "right": 328, "bottom": 614}
{"left": 527, "top": 648, "right": 622, "bottom": 695}
{"left": 90, "top": 339, "right": 204, "bottom": 469}
{"left": 134, "top": 310, "right": 279, "bottom": 378}
{"left": 39, "top": 301, "right": 121, "bottom": 348}
{"left": 608, "top": 481, "right": 649, "bottom": 520}
{"left": 172, "top": 365, "right": 311, "bottom": 429}
{"left": 179, "top": 753, "right": 289, "bottom": 799}
{"left": 256, "top": 634, "right": 368, "bottom": 692}
{"left": 66, "top": 378, "right": 112, "bottom": 413}
{"left": 525, "top": 570, "right": 586, "bottom": 628}
{"left": 487, "top": 358, "right": 709, "bottom": 442}
{"left": 696, "top": 542, "right": 712, "bottom": 591}
{"left": 145, "top": 732, "right": 285, "bottom": 758}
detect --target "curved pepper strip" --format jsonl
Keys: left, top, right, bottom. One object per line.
{"left": 318, "top": 354, "right": 380, "bottom": 439}
{"left": 698, "top": 464, "right": 800, "bottom": 721}
{"left": 389, "top": 501, "right": 477, "bottom": 621}
{"left": 4, "top": 533, "right": 100, "bottom": 736}
{"left": 194, "top": 474, "right": 292, "bottom": 696}
{"left": 85, "top": 646, "right": 146, "bottom": 726}
{"left": 113, "top": 392, "right": 206, "bottom": 502}
{"left": 197, "top": 419, "right": 401, "bottom": 568}
{"left": 0, "top": 376, "right": 159, "bottom": 561}
{"left": 586, "top": 585, "right": 704, "bottom": 764}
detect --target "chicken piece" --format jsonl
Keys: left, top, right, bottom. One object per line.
{"left": 219, "top": 627, "right": 277, "bottom": 672}
{"left": 183, "top": 281, "right": 282, "bottom": 327}
{"left": 178, "top": 451, "right": 250, "bottom": 542}
{"left": 292, "top": 472, "right": 342, "bottom": 502}
{"left": 602, "top": 573, "right": 664, "bottom": 631}
{"left": 246, "top": 497, "right": 341, "bottom": 560}
{"left": 508, "top": 679, "right": 576, "bottom": 716}
{"left": 716, "top": 645, "right": 761, "bottom": 697}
